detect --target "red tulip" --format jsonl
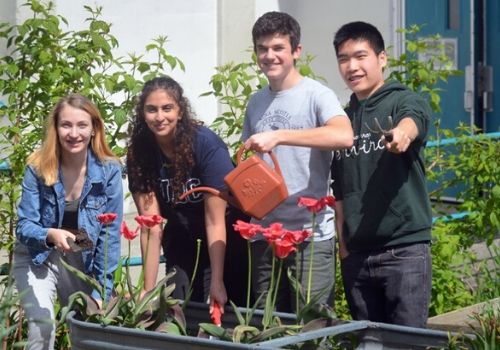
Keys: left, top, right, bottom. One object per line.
{"left": 321, "top": 196, "right": 336, "bottom": 208}
{"left": 97, "top": 213, "right": 117, "bottom": 224}
{"left": 135, "top": 214, "right": 164, "bottom": 228}
{"left": 272, "top": 236, "right": 296, "bottom": 259}
{"left": 262, "top": 223, "right": 284, "bottom": 243}
{"left": 120, "top": 221, "right": 139, "bottom": 241}
{"left": 232, "top": 220, "right": 263, "bottom": 240}
{"left": 210, "top": 301, "right": 223, "bottom": 326}
{"left": 297, "top": 196, "right": 336, "bottom": 213}
{"left": 287, "top": 229, "right": 312, "bottom": 244}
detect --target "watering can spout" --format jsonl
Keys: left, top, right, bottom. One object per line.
{"left": 178, "top": 186, "right": 240, "bottom": 208}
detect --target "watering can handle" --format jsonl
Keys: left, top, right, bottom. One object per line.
{"left": 236, "top": 145, "right": 284, "bottom": 178}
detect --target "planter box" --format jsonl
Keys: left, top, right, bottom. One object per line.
{"left": 257, "top": 320, "right": 474, "bottom": 349}
{"left": 67, "top": 312, "right": 275, "bottom": 350}
{"left": 67, "top": 302, "right": 297, "bottom": 350}
{"left": 69, "top": 301, "right": 471, "bottom": 349}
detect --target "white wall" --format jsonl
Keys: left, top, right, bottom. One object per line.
{"left": 0, "top": 0, "right": 18, "bottom": 105}
{"left": 1, "top": 0, "right": 403, "bottom": 119}
{"left": 218, "top": 0, "right": 401, "bottom": 105}
{"left": 52, "top": 0, "right": 219, "bottom": 125}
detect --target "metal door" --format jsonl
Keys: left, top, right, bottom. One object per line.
{"left": 405, "top": 0, "right": 499, "bottom": 133}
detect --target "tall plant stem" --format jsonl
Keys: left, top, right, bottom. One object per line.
{"left": 138, "top": 228, "right": 151, "bottom": 289}
{"left": 183, "top": 238, "right": 202, "bottom": 310}
{"left": 245, "top": 240, "right": 252, "bottom": 324}
{"left": 126, "top": 241, "right": 137, "bottom": 304}
{"left": 263, "top": 254, "right": 277, "bottom": 330}
{"left": 271, "top": 259, "right": 283, "bottom": 316}
{"left": 306, "top": 214, "right": 317, "bottom": 303}
{"left": 102, "top": 226, "right": 109, "bottom": 309}
{"left": 295, "top": 248, "right": 300, "bottom": 318}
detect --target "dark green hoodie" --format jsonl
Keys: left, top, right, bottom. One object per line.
{"left": 331, "top": 80, "right": 432, "bottom": 251}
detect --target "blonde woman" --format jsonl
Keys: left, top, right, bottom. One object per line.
{"left": 13, "top": 94, "right": 123, "bottom": 350}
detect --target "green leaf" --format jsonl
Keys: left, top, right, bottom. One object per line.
{"left": 491, "top": 185, "right": 500, "bottom": 200}
{"left": 198, "top": 323, "right": 232, "bottom": 340}
{"left": 232, "top": 324, "right": 260, "bottom": 343}
{"left": 407, "top": 41, "right": 417, "bottom": 52}
{"left": 112, "top": 108, "right": 127, "bottom": 126}
{"left": 228, "top": 300, "right": 245, "bottom": 325}
{"left": 489, "top": 212, "right": 500, "bottom": 230}
{"left": 16, "top": 79, "right": 29, "bottom": 93}
{"left": 155, "top": 321, "right": 182, "bottom": 334}
{"left": 299, "top": 65, "right": 312, "bottom": 77}
{"left": 250, "top": 325, "right": 300, "bottom": 343}
{"left": 90, "top": 32, "right": 111, "bottom": 52}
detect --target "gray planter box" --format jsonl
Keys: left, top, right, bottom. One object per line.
{"left": 67, "top": 312, "right": 273, "bottom": 350}
{"left": 67, "top": 302, "right": 297, "bottom": 350}
{"left": 69, "top": 301, "right": 471, "bottom": 349}
{"left": 257, "top": 320, "right": 474, "bottom": 349}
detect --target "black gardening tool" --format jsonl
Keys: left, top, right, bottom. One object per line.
{"left": 365, "top": 116, "right": 394, "bottom": 142}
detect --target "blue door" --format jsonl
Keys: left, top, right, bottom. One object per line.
{"left": 406, "top": 0, "right": 500, "bottom": 133}
{"left": 484, "top": 0, "right": 500, "bottom": 132}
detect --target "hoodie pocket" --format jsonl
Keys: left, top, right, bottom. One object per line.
{"left": 343, "top": 191, "right": 405, "bottom": 243}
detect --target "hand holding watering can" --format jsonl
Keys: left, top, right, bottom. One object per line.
{"left": 179, "top": 145, "right": 288, "bottom": 220}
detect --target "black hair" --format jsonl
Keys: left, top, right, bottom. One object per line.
{"left": 333, "top": 21, "right": 385, "bottom": 56}
{"left": 127, "top": 76, "right": 202, "bottom": 202}
{"left": 252, "top": 11, "right": 301, "bottom": 52}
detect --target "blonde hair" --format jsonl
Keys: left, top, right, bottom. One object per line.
{"left": 28, "top": 94, "right": 119, "bottom": 186}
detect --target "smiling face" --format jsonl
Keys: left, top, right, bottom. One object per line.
{"left": 57, "top": 104, "right": 93, "bottom": 157}
{"left": 337, "top": 39, "right": 387, "bottom": 100}
{"left": 255, "top": 33, "right": 302, "bottom": 89}
{"left": 143, "top": 89, "right": 181, "bottom": 143}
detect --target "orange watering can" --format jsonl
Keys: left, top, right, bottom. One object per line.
{"left": 179, "top": 145, "right": 288, "bottom": 220}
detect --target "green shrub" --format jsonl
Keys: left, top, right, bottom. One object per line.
{"left": 0, "top": 0, "right": 183, "bottom": 346}
{"left": 427, "top": 127, "right": 500, "bottom": 314}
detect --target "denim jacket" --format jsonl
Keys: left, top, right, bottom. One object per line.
{"left": 16, "top": 149, "right": 123, "bottom": 300}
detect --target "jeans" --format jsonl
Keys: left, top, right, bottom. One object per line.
{"left": 251, "top": 238, "right": 336, "bottom": 313}
{"left": 341, "top": 242, "right": 432, "bottom": 328}
{"left": 13, "top": 243, "right": 93, "bottom": 350}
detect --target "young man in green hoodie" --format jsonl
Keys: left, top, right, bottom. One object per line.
{"left": 331, "top": 21, "right": 433, "bottom": 328}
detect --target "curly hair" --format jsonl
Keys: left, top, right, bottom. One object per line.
{"left": 127, "top": 76, "right": 202, "bottom": 203}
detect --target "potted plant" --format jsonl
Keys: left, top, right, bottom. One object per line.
{"left": 63, "top": 198, "right": 343, "bottom": 349}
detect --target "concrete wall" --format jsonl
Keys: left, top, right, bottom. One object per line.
{"left": 52, "top": 0, "right": 219, "bottom": 124}
{"left": 0, "top": 0, "right": 18, "bottom": 105}
{"left": 1, "top": 0, "right": 403, "bottom": 118}
{"left": 218, "top": 0, "right": 402, "bottom": 104}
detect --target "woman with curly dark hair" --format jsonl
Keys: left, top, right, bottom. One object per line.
{"left": 127, "top": 76, "right": 246, "bottom": 311}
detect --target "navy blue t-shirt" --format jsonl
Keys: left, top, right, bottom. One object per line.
{"left": 157, "top": 125, "right": 234, "bottom": 240}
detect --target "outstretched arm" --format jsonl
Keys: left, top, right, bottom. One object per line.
{"left": 204, "top": 193, "right": 228, "bottom": 311}
{"left": 244, "top": 115, "right": 353, "bottom": 152}
{"left": 384, "top": 117, "right": 419, "bottom": 154}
